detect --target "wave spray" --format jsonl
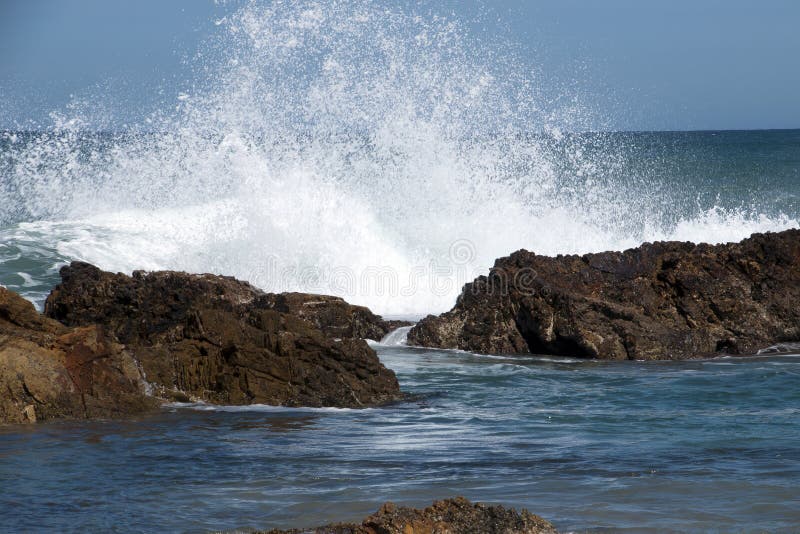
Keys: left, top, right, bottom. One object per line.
{"left": 1, "top": 1, "right": 796, "bottom": 314}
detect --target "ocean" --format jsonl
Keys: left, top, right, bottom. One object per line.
{"left": 1, "top": 128, "right": 798, "bottom": 315}
{"left": 1, "top": 339, "right": 799, "bottom": 532}
{"left": 1, "top": 1, "right": 799, "bottom": 532}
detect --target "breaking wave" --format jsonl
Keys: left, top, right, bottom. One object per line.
{"left": 0, "top": 1, "right": 796, "bottom": 314}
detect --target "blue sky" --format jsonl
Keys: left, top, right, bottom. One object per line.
{"left": 1, "top": 0, "right": 798, "bottom": 131}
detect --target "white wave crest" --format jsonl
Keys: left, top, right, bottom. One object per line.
{"left": 1, "top": 1, "right": 796, "bottom": 314}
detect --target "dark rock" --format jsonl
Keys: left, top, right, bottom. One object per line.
{"left": 260, "top": 496, "right": 558, "bottom": 534}
{"left": 408, "top": 230, "right": 800, "bottom": 360}
{"left": 44, "top": 262, "right": 403, "bottom": 407}
{"left": 45, "top": 262, "right": 405, "bottom": 343}
{"left": 0, "top": 287, "right": 158, "bottom": 424}
{"left": 259, "top": 292, "right": 412, "bottom": 341}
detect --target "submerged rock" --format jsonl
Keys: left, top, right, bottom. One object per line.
{"left": 44, "top": 262, "right": 402, "bottom": 407}
{"left": 0, "top": 287, "right": 158, "bottom": 424}
{"left": 409, "top": 230, "right": 800, "bottom": 360}
{"left": 261, "top": 497, "right": 558, "bottom": 534}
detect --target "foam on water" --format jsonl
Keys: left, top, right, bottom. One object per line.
{"left": 167, "top": 401, "right": 370, "bottom": 414}
{"left": 0, "top": 1, "right": 797, "bottom": 314}
{"left": 379, "top": 325, "right": 413, "bottom": 346}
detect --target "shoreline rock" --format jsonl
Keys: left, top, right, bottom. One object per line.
{"left": 0, "top": 287, "right": 159, "bottom": 424}
{"left": 408, "top": 230, "right": 800, "bottom": 360}
{"left": 259, "top": 497, "right": 557, "bottom": 534}
{"left": 45, "top": 262, "right": 406, "bottom": 344}
{"left": 43, "top": 262, "right": 404, "bottom": 409}
{"left": 1, "top": 263, "right": 405, "bottom": 424}
{"left": 258, "top": 292, "right": 412, "bottom": 341}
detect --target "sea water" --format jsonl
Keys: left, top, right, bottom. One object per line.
{"left": 1, "top": 129, "right": 797, "bottom": 315}
{"left": 1, "top": 1, "right": 796, "bottom": 315}
{"left": 1, "top": 345, "right": 799, "bottom": 532}
{"left": 1, "top": 1, "right": 799, "bottom": 532}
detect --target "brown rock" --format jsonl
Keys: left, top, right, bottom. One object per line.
{"left": 260, "top": 497, "right": 558, "bottom": 534}
{"left": 44, "top": 262, "right": 403, "bottom": 407}
{"left": 408, "top": 229, "right": 800, "bottom": 360}
{"left": 45, "top": 262, "right": 405, "bottom": 343}
{"left": 261, "top": 292, "right": 412, "bottom": 341}
{"left": 0, "top": 287, "right": 158, "bottom": 424}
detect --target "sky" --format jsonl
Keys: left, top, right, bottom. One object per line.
{"left": 0, "top": 0, "right": 798, "bottom": 131}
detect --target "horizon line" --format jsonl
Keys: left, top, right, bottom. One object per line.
{"left": 2, "top": 127, "right": 800, "bottom": 136}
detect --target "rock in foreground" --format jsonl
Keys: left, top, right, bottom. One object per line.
{"left": 44, "top": 262, "right": 403, "bottom": 408}
{"left": 261, "top": 497, "right": 557, "bottom": 534}
{"left": 0, "top": 287, "right": 158, "bottom": 424}
{"left": 409, "top": 230, "right": 800, "bottom": 360}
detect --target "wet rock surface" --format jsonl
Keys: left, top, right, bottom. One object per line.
{"left": 409, "top": 230, "right": 800, "bottom": 360}
{"left": 260, "top": 497, "right": 558, "bottom": 534}
{"left": 43, "top": 262, "right": 403, "bottom": 408}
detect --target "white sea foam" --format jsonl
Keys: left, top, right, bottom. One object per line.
{"left": 379, "top": 326, "right": 413, "bottom": 346}
{"left": 1, "top": 1, "right": 796, "bottom": 315}
{"left": 166, "top": 401, "right": 370, "bottom": 414}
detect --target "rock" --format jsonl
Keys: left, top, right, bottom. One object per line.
{"left": 45, "top": 262, "right": 405, "bottom": 343}
{"left": 260, "top": 496, "right": 558, "bottom": 534}
{"left": 44, "top": 262, "right": 403, "bottom": 407}
{"left": 259, "top": 292, "right": 412, "bottom": 341}
{"left": 408, "top": 230, "right": 800, "bottom": 360}
{"left": 0, "top": 287, "right": 158, "bottom": 424}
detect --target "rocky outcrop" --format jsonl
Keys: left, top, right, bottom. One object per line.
{"left": 259, "top": 293, "right": 411, "bottom": 341}
{"left": 45, "top": 262, "right": 404, "bottom": 343}
{"left": 409, "top": 230, "right": 800, "bottom": 360}
{"left": 261, "top": 497, "right": 557, "bottom": 534}
{"left": 0, "top": 287, "right": 158, "bottom": 424}
{"left": 44, "top": 262, "right": 403, "bottom": 407}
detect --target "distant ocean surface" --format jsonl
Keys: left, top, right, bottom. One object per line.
{"left": 1, "top": 1, "right": 799, "bottom": 531}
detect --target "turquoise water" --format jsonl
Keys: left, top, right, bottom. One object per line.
{"left": 2, "top": 345, "right": 800, "bottom": 532}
